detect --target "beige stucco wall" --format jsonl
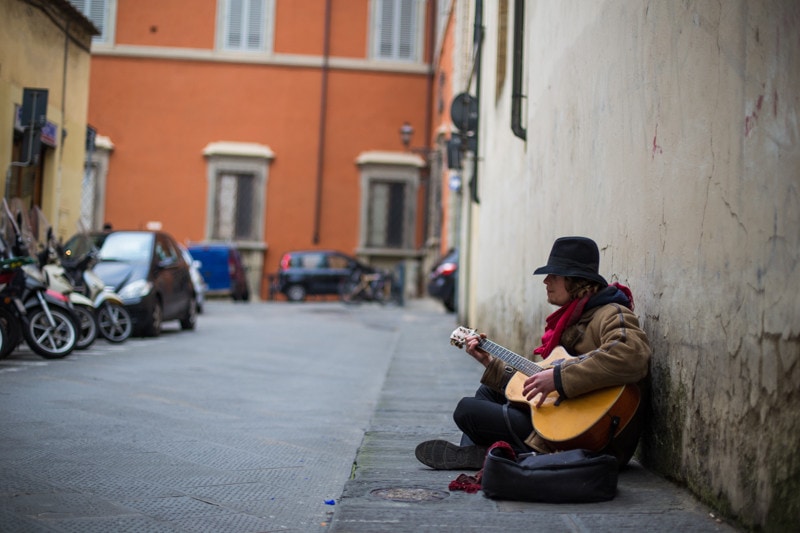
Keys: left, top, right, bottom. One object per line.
{"left": 0, "top": 0, "right": 94, "bottom": 239}
{"left": 463, "top": 1, "right": 798, "bottom": 529}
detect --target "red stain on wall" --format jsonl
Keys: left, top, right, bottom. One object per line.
{"left": 652, "top": 124, "right": 663, "bottom": 158}
{"left": 773, "top": 90, "right": 778, "bottom": 117}
{"left": 745, "top": 93, "right": 765, "bottom": 136}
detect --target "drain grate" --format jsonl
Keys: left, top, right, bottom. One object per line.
{"left": 370, "top": 487, "right": 449, "bottom": 502}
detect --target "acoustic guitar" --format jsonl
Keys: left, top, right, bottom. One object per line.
{"left": 449, "top": 326, "right": 640, "bottom": 452}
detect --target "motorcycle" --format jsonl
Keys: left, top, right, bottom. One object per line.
{"left": 0, "top": 255, "right": 32, "bottom": 358}
{"left": 0, "top": 199, "right": 78, "bottom": 359}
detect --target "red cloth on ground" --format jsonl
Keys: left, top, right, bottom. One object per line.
{"left": 448, "top": 442, "right": 515, "bottom": 494}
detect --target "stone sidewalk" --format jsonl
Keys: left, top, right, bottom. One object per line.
{"left": 328, "top": 299, "right": 740, "bottom": 532}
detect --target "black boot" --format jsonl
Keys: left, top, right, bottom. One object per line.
{"left": 414, "top": 439, "right": 487, "bottom": 470}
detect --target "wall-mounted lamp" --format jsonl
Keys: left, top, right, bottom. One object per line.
{"left": 399, "top": 122, "right": 415, "bottom": 149}
{"left": 399, "top": 121, "right": 436, "bottom": 161}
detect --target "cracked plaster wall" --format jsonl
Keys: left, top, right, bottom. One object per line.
{"left": 465, "top": 0, "right": 799, "bottom": 529}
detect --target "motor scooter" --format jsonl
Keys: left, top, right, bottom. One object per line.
{"left": 0, "top": 199, "right": 77, "bottom": 359}
{"left": 58, "top": 224, "right": 132, "bottom": 343}
{"left": 27, "top": 207, "right": 96, "bottom": 350}
{"left": 44, "top": 260, "right": 98, "bottom": 350}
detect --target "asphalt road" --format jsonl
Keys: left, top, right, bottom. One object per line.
{"left": 0, "top": 299, "right": 434, "bottom": 532}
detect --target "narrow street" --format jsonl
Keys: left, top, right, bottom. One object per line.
{"left": 0, "top": 299, "right": 453, "bottom": 532}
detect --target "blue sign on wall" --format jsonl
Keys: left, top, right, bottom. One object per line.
{"left": 14, "top": 104, "right": 58, "bottom": 147}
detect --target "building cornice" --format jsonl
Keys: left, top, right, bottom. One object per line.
{"left": 90, "top": 44, "right": 431, "bottom": 75}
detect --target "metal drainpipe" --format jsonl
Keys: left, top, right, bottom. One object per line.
{"left": 312, "top": 0, "right": 333, "bottom": 244}
{"left": 421, "top": 0, "right": 435, "bottom": 247}
{"left": 511, "top": 0, "right": 526, "bottom": 141}
{"left": 470, "top": 0, "right": 483, "bottom": 205}
{"left": 54, "top": 18, "right": 70, "bottom": 236}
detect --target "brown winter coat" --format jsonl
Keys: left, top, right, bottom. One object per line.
{"left": 479, "top": 302, "right": 651, "bottom": 460}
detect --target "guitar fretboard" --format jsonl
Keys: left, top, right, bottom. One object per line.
{"left": 478, "top": 339, "right": 544, "bottom": 377}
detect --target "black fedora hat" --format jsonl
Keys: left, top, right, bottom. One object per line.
{"left": 533, "top": 236, "right": 607, "bottom": 286}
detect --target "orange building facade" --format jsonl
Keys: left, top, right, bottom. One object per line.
{"left": 78, "top": 0, "right": 454, "bottom": 299}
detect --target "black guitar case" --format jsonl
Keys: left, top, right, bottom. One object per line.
{"left": 480, "top": 444, "right": 619, "bottom": 503}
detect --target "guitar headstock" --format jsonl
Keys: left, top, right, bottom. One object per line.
{"left": 450, "top": 326, "right": 477, "bottom": 349}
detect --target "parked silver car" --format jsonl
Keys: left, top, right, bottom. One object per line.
{"left": 180, "top": 244, "right": 207, "bottom": 314}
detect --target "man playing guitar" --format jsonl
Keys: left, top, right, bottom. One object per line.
{"left": 415, "top": 236, "right": 652, "bottom": 470}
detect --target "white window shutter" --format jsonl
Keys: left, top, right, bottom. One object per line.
{"left": 378, "top": 0, "right": 394, "bottom": 58}
{"left": 375, "top": 0, "right": 418, "bottom": 61}
{"left": 247, "top": 0, "right": 264, "bottom": 50}
{"left": 225, "top": 0, "right": 264, "bottom": 51}
{"left": 396, "top": 0, "right": 416, "bottom": 60}
{"left": 227, "top": 0, "right": 244, "bottom": 49}
{"left": 68, "top": 0, "right": 106, "bottom": 40}
{"left": 87, "top": 0, "right": 107, "bottom": 37}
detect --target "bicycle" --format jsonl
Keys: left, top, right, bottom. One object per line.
{"left": 339, "top": 269, "right": 400, "bottom": 305}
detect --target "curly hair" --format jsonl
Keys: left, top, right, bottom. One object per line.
{"left": 564, "top": 276, "right": 604, "bottom": 300}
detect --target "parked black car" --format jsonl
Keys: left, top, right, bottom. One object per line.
{"left": 277, "top": 250, "right": 374, "bottom": 302}
{"left": 428, "top": 248, "right": 458, "bottom": 312}
{"left": 63, "top": 230, "right": 198, "bottom": 336}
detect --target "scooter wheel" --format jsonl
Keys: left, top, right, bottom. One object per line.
{"left": 97, "top": 302, "right": 132, "bottom": 343}
{"left": 23, "top": 305, "right": 77, "bottom": 359}
{"left": 73, "top": 305, "right": 98, "bottom": 350}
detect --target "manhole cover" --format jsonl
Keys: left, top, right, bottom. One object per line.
{"left": 370, "top": 487, "right": 449, "bottom": 502}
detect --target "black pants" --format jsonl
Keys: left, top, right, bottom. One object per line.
{"left": 453, "top": 384, "right": 534, "bottom": 451}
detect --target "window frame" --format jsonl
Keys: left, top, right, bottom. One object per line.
{"left": 68, "top": 0, "right": 116, "bottom": 44}
{"left": 216, "top": 0, "right": 276, "bottom": 54}
{"left": 369, "top": 0, "right": 425, "bottom": 63}
{"left": 213, "top": 172, "right": 259, "bottom": 241}
{"left": 203, "top": 143, "right": 273, "bottom": 246}
{"left": 356, "top": 152, "right": 423, "bottom": 256}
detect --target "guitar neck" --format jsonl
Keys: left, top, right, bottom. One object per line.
{"left": 478, "top": 339, "right": 544, "bottom": 377}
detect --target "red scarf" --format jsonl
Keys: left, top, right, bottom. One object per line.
{"left": 533, "top": 283, "right": 633, "bottom": 359}
{"left": 533, "top": 294, "right": 590, "bottom": 359}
